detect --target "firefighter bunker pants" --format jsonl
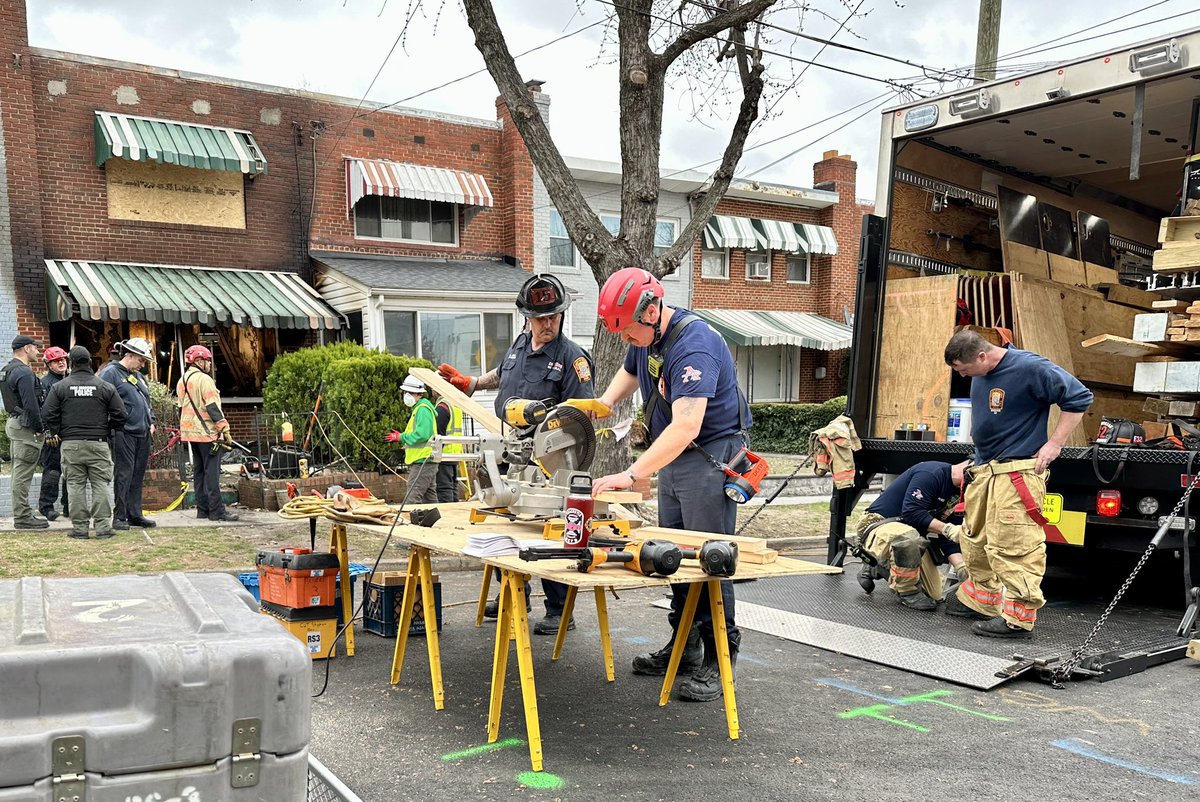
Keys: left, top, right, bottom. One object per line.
{"left": 860, "top": 518, "right": 943, "bottom": 601}
{"left": 955, "top": 458, "right": 1047, "bottom": 631}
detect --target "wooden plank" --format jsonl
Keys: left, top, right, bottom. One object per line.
{"left": 1080, "top": 334, "right": 1193, "bottom": 359}
{"left": 1159, "top": 216, "right": 1200, "bottom": 244}
{"left": 873, "top": 275, "right": 959, "bottom": 438}
{"left": 1152, "top": 299, "right": 1190, "bottom": 311}
{"left": 1002, "top": 241, "right": 1050, "bottom": 279}
{"left": 1085, "top": 263, "right": 1120, "bottom": 287}
{"left": 1048, "top": 253, "right": 1087, "bottom": 286}
{"left": 1152, "top": 243, "right": 1200, "bottom": 272}
{"left": 410, "top": 366, "right": 504, "bottom": 434}
{"left": 1095, "top": 282, "right": 1162, "bottom": 311}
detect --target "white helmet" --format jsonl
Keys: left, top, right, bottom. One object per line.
{"left": 122, "top": 337, "right": 153, "bottom": 360}
{"left": 400, "top": 376, "right": 426, "bottom": 394}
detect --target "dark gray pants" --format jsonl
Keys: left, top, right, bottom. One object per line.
{"left": 436, "top": 463, "right": 458, "bottom": 503}
{"left": 406, "top": 461, "right": 439, "bottom": 504}
{"left": 658, "top": 434, "right": 742, "bottom": 644}
{"left": 112, "top": 431, "right": 149, "bottom": 522}
{"left": 191, "top": 441, "right": 226, "bottom": 519}
{"left": 38, "top": 442, "right": 67, "bottom": 515}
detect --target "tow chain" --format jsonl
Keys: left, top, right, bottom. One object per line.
{"left": 1050, "top": 469, "right": 1200, "bottom": 687}
{"left": 734, "top": 455, "right": 813, "bottom": 538}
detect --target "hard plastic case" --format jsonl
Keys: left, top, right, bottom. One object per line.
{"left": 0, "top": 572, "right": 311, "bottom": 801}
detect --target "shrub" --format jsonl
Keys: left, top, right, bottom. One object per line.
{"left": 747, "top": 396, "right": 847, "bottom": 453}
{"left": 262, "top": 342, "right": 379, "bottom": 415}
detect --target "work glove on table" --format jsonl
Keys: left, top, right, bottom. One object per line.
{"left": 385, "top": 430, "right": 403, "bottom": 443}
{"left": 437, "top": 363, "right": 474, "bottom": 393}
{"left": 941, "top": 523, "right": 963, "bottom": 543}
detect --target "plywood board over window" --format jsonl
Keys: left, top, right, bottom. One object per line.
{"left": 106, "top": 159, "right": 245, "bottom": 228}
{"left": 873, "top": 274, "right": 958, "bottom": 439}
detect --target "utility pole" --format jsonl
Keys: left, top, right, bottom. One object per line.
{"left": 974, "top": 0, "right": 1002, "bottom": 82}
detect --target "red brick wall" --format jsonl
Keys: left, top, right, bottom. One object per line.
{"left": 2, "top": 0, "right": 48, "bottom": 341}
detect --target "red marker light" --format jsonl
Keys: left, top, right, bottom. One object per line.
{"left": 1096, "top": 489, "right": 1121, "bottom": 518}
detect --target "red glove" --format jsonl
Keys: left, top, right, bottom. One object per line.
{"left": 438, "top": 363, "right": 472, "bottom": 393}
{"left": 385, "top": 430, "right": 403, "bottom": 443}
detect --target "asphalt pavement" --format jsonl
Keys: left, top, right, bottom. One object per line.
{"left": 309, "top": 570, "right": 1200, "bottom": 801}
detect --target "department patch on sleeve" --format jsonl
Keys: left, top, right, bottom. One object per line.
{"left": 573, "top": 356, "right": 592, "bottom": 383}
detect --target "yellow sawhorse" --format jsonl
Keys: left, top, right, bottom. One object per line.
{"left": 388, "top": 544, "right": 446, "bottom": 710}
{"left": 328, "top": 522, "right": 355, "bottom": 657}
{"left": 486, "top": 569, "right": 543, "bottom": 771}
{"left": 658, "top": 579, "right": 739, "bottom": 739}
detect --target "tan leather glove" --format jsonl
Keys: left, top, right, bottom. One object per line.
{"left": 221, "top": 429, "right": 234, "bottom": 447}
{"left": 941, "top": 523, "right": 963, "bottom": 543}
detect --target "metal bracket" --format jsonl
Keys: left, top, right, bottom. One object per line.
{"left": 231, "top": 718, "right": 261, "bottom": 788}
{"left": 52, "top": 735, "right": 85, "bottom": 802}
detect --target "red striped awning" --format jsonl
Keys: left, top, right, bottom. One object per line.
{"left": 346, "top": 158, "right": 493, "bottom": 214}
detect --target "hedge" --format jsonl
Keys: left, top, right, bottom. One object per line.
{"left": 262, "top": 344, "right": 432, "bottom": 469}
{"left": 746, "top": 396, "right": 847, "bottom": 453}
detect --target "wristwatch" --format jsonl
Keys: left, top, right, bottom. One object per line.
{"left": 627, "top": 469, "right": 638, "bottom": 486}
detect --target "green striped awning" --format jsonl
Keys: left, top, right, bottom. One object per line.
{"left": 797, "top": 223, "right": 838, "bottom": 255}
{"left": 45, "top": 260, "right": 340, "bottom": 329}
{"left": 694, "top": 309, "right": 852, "bottom": 350}
{"left": 752, "top": 219, "right": 805, "bottom": 253}
{"left": 703, "top": 215, "right": 758, "bottom": 249}
{"left": 94, "top": 111, "right": 267, "bottom": 175}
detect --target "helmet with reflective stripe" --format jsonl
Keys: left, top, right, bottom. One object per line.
{"left": 516, "top": 273, "right": 571, "bottom": 319}
{"left": 597, "top": 267, "right": 663, "bottom": 333}
{"left": 121, "top": 337, "right": 153, "bottom": 359}
{"left": 184, "top": 344, "right": 213, "bottom": 364}
{"left": 43, "top": 346, "right": 68, "bottom": 362}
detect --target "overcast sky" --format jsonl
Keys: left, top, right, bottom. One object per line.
{"left": 24, "top": 0, "right": 1196, "bottom": 203}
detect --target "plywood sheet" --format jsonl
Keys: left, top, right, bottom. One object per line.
{"left": 1095, "top": 282, "right": 1161, "bottom": 311}
{"left": 107, "top": 158, "right": 245, "bottom": 228}
{"left": 888, "top": 182, "right": 996, "bottom": 272}
{"left": 1152, "top": 243, "right": 1200, "bottom": 272}
{"left": 1048, "top": 254, "right": 1087, "bottom": 286}
{"left": 1002, "top": 241, "right": 1050, "bottom": 279}
{"left": 873, "top": 275, "right": 958, "bottom": 438}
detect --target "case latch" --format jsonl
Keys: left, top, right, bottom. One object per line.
{"left": 51, "top": 735, "right": 86, "bottom": 802}
{"left": 231, "top": 718, "right": 262, "bottom": 788}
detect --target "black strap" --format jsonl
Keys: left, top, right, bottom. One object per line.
{"left": 182, "top": 372, "right": 213, "bottom": 435}
{"left": 642, "top": 313, "right": 750, "bottom": 444}
{"left": 1090, "top": 443, "right": 1129, "bottom": 485}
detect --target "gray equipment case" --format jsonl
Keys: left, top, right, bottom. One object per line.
{"left": 0, "top": 572, "right": 311, "bottom": 801}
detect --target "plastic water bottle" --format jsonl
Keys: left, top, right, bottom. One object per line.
{"left": 563, "top": 475, "right": 594, "bottom": 548}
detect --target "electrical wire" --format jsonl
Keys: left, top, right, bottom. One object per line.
{"left": 740, "top": 93, "right": 892, "bottom": 178}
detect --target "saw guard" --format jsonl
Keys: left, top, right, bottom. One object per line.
{"left": 533, "top": 405, "right": 596, "bottom": 475}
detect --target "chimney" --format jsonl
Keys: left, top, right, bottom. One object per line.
{"left": 812, "top": 151, "right": 859, "bottom": 324}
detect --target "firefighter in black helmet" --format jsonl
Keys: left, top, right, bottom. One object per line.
{"left": 438, "top": 272, "right": 595, "bottom": 635}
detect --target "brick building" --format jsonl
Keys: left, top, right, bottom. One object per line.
{"left": 0, "top": 0, "right": 538, "bottom": 429}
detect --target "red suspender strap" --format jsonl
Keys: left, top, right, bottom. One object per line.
{"left": 1008, "top": 471, "right": 1066, "bottom": 544}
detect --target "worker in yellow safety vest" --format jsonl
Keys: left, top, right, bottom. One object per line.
{"left": 385, "top": 376, "right": 439, "bottom": 504}
{"left": 434, "top": 394, "right": 463, "bottom": 502}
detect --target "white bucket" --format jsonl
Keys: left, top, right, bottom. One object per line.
{"left": 947, "top": 398, "right": 973, "bottom": 443}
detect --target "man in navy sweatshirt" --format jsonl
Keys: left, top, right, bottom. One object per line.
{"left": 943, "top": 330, "right": 1093, "bottom": 639}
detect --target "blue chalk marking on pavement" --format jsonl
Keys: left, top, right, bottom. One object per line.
{"left": 622, "top": 635, "right": 655, "bottom": 645}
{"left": 1051, "top": 739, "right": 1196, "bottom": 785}
{"left": 815, "top": 678, "right": 903, "bottom": 704}
{"left": 738, "top": 653, "right": 768, "bottom": 666}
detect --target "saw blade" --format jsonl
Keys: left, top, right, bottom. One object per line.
{"left": 533, "top": 405, "right": 596, "bottom": 475}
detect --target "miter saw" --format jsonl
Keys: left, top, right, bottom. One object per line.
{"left": 428, "top": 398, "right": 632, "bottom": 532}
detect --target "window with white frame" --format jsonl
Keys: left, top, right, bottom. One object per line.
{"left": 549, "top": 210, "right": 577, "bottom": 268}
{"left": 354, "top": 196, "right": 457, "bottom": 244}
{"left": 701, "top": 249, "right": 728, "bottom": 279}
{"left": 746, "top": 251, "right": 771, "bottom": 281}
{"left": 787, "top": 253, "right": 810, "bottom": 284}
{"left": 382, "top": 310, "right": 513, "bottom": 373}
{"left": 598, "top": 213, "right": 679, "bottom": 268}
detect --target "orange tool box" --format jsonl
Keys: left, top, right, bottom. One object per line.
{"left": 256, "top": 548, "right": 341, "bottom": 609}
{"left": 340, "top": 487, "right": 372, "bottom": 500}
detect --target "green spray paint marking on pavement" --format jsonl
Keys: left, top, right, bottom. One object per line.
{"left": 441, "top": 738, "right": 524, "bottom": 761}
{"left": 897, "top": 690, "right": 1011, "bottom": 721}
{"left": 839, "top": 704, "right": 928, "bottom": 732}
{"left": 518, "top": 771, "right": 566, "bottom": 790}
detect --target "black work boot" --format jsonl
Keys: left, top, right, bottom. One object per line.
{"left": 973, "top": 616, "right": 1033, "bottom": 639}
{"left": 944, "top": 594, "right": 991, "bottom": 620}
{"left": 679, "top": 629, "right": 741, "bottom": 702}
{"left": 632, "top": 624, "right": 703, "bottom": 676}
{"left": 897, "top": 590, "right": 938, "bottom": 611}
{"left": 483, "top": 594, "right": 530, "bottom": 620}
{"left": 533, "top": 613, "right": 575, "bottom": 636}
{"left": 857, "top": 564, "right": 876, "bottom": 594}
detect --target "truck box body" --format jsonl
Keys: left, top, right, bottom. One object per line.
{"left": 0, "top": 572, "right": 311, "bottom": 801}
{"left": 834, "top": 28, "right": 1200, "bottom": 570}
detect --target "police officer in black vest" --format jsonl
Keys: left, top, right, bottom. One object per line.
{"left": 2, "top": 335, "right": 48, "bottom": 529}
{"left": 438, "top": 274, "right": 595, "bottom": 634}
{"left": 42, "top": 347, "right": 127, "bottom": 539}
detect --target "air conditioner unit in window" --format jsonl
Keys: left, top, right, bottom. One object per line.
{"left": 748, "top": 259, "right": 770, "bottom": 280}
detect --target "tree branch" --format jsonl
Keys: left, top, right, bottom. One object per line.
{"left": 657, "top": 0, "right": 777, "bottom": 68}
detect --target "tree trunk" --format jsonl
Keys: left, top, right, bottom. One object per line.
{"left": 590, "top": 320, "right": 635, "bottom": 477}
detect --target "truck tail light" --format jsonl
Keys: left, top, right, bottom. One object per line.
{"left": 1096, "top": 489, "right": 1122, "bottom": 518}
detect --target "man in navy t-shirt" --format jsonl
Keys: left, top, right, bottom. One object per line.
{"left": 943, "top": 329, "right": 1092, "bottom": 639}
{"left": 591, "top": 267, "right": 749, "bottom": 703}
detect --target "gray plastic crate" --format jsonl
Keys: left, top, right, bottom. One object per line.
{"left": 0, "top": 572, "right": 311, "bottom": 801}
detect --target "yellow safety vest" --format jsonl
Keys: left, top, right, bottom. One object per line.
{"left": 441, "top": 402, "right": 464, "bottom": 456}
{"left": 403, "top": 398, "right": 436, "bottom": 464}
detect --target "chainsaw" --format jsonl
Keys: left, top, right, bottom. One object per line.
{"left": 428, "top": 398, "right": 623, "bottom": 523}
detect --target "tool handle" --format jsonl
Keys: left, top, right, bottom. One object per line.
{"left": 518, "top": 548, "right": 583, "bottom": 561}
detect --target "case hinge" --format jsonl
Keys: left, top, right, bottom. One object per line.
{"left": 231, "top": 718, "right": 262, "bottom": 788}
{"left": 52, "top": 735, "right": 86, "bottom": 802}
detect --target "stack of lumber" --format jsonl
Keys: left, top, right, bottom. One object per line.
{"left": 1151, "top": 216, "right": 1200, "bottom": 274}
{"left": 1107, "top": 300, "right": 1200, "bottom": 436}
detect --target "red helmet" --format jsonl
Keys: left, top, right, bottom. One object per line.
{"left": 43, "top": 346, "right": 68, "bottom": 362}
{"left": 184, "top": 344, "right": 213, "bottom": 364}
{"left": 597, "top": 268, "right": 664, "bottom": 333}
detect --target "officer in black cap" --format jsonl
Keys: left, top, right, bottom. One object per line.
{"left": 438, "top": 274, "right": 595, "bottom": 634}
{"left": 2, "top": 335, "right": 48, "bottom": 529}
{"left": 42, "top": 346, "right": 127, "bottom": 539}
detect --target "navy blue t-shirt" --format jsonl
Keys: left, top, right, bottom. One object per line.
{"left": 623, "top": 309, "right": 749, "bottom": 443}
{"left": 970, "top": 347, "right": 1093, "bottom": 464}
{"left": 866, "top": 461, "right": 962, "bottom": 554}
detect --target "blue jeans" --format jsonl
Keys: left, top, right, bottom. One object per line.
{"left": 657, "top": 433, "right": 742, "bottom": 643}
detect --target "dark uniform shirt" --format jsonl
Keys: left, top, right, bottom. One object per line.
{"left": 97, "top": 361, "right": 155, "bottom": 435}
{"left": 1, "top": 358, "right": 43, "bottom": 432}
{"left": 867, "top": 461, "right": 963, "bottom": 555}
{"left": 493, "top": 330, "right": 595, "bottom": 415}
{"left": 43, "top": 366, "right": 127, "bottom": 440}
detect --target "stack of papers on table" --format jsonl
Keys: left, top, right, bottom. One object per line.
{"left": 463, "top": 533, "right": 558, "bottom": 557}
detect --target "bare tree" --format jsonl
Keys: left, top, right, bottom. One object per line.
{"left": 464, "top": 0, "right": 783, "bottom": 473}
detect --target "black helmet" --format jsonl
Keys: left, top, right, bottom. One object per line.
{"left": 516, "top": 274, "right": 570, "bottom": 319}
